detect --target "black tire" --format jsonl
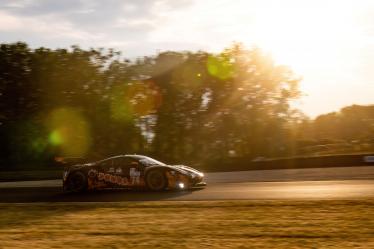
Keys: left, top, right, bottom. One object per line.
{"left": 145, "top": 170, "right": 167, "bottom": 191}
{"left": 67, "top": 171, "right": 87, "bottom": 192}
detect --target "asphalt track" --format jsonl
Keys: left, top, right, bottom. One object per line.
{"left": 0, "top": 166, "right": 374, "bottom": 202}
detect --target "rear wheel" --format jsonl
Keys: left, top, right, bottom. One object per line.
{"left": 146, "top": 170, "right": 167, "bottom": 191}
{"left": 67, "top": 171, "right": 87, "bottom": 192}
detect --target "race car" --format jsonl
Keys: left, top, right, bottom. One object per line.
{"left": 62, "top": 155, "right": 206, "bottom": 192}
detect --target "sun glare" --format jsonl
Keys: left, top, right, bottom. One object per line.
{"left": 247, "top": 1, "right": 361, "bottom": 75}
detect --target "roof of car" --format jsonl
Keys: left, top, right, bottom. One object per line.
{"left": 98, "top": 154, "right": 146, "bottom": 161}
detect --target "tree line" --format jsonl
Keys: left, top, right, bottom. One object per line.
{"left": 0, "top": 42, "right": 372, "bottom": 169}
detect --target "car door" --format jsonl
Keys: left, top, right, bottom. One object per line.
{"left": 90, "top": 158, "right": 115, "bottom": 188}
{"left": 94, "top": 157, "right": 125, "bottom": 188}
{"left": 96, "top": 158, "right": 114, "bottom": 188}
{"left": 98, "top": 157, "right": 124, "bottom": 174}
{"left": 111, "top": 157, "right": 125, "bottom": 175}
{"left": 122, "top": 158, "right": 145, "bottom": 187}
{"left": 107, "top": 157, "right": 131, "bottom": 187}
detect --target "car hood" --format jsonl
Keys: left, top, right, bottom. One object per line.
{"left": 167, "top": 164, "right": 204, "bottom": 176}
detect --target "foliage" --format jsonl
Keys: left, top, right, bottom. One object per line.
{"left": 0, "top": 42, "right": 372, "bottom": 169}
{"left": 293, "top": 105, "right": 374, "bottom": 155}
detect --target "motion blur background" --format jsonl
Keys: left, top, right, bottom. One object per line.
{"left": 0, "top": 0, "right": 373, "bottom": 171}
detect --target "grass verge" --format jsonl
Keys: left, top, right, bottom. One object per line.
{"left": 0, "top": 200, "right": 373, "bottom": 248}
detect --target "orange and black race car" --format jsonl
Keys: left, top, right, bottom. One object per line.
{"left": 62, "top": 155, "right": 206, "bottom": 192}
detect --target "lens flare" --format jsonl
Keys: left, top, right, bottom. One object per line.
{"left": 12, "top": 121, "right": 48, "bottom": 159}
{"left": 49, "top": 130, "right": 63, "bottom": 145}
{"left": 206, "top": 55, "right": 234, "bottom": 80}
{"left": 31, "top": 137, "right": 48, "bottom": 154}
{"left": 46, "top": 107, "right": 91, "bottom": 157}
{"left": 110, "top": 80, "right": 162, "bottom": 121}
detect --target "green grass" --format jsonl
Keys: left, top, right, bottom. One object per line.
{"left": 0, "top": 200, "right": 373, "bottom": 248}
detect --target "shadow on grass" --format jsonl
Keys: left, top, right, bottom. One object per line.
{"left": 57, "top": 188, "right": 199, "bottom": 202}
{"left": 0, "top": 186, "right": 202, "bottom": 203}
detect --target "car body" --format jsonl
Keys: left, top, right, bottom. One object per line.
{"left": 62, "top": 155, "right": 206, "bottom": 192}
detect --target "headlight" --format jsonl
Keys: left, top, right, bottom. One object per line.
{"left": 178, "top": 182, "right": 185, "bottom": 189}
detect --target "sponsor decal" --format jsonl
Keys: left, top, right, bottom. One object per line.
{"left": 98, "top": 172, "right": 130, "bottom": 186}
{"left": 87, "top": 169, "right": 98, "bottom": 178}
{"left": 130, "top": 167, "right": 141, "bottom": 185}
{"left": 104, "top": 174, "right": 110, "bottom": 181}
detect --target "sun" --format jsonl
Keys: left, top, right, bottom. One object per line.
{"left": 246, "top": 1, "right": 360, "bottom": 75}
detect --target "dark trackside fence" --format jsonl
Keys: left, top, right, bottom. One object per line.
{"left": 202, "top": 153, "right": 374, "bottom": 172}
{"left": 1, "top": 153, "right": 374, "bottom": 181}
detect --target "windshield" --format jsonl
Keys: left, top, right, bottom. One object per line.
{"left": 138, "top": 156, "right": 166, "bottom": 166}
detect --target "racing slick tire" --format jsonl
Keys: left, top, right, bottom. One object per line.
{"left": 66, "top": 171, "right": 87, "bottom": 192}
{"left": 145, "top": 170, "right": 167, "bottom": 191}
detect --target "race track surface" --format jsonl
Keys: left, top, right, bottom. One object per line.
{"left": 0, "top": 166, "right": 373, "bottom": 202}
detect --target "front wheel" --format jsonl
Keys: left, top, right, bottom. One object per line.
{"left": 145, "top": 170, "right": 167, "bottom": 191}
{"left": 66, "top": 171, "right": 87, "bottom": 192}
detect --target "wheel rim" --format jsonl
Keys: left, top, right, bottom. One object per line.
{"left": 147, "top": 171, "right": 165, "bottom": 190}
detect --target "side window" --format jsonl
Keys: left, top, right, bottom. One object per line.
{"left": 123, "top": 158, "right": 137, "bottom": 167}
{"left": 119, "top": 158, "right": 143, "bottom": 175}
{"left": 99, "top": 159, "right": 112, "bottom": 168}
{"left": 98, "top": 159, "right": 116, "bottom": 173}
{"left": 112, "top": 157, "right": 124, "bottom": 168}
{"left": 112, "top": 157, "right": 125, "bottom": 174}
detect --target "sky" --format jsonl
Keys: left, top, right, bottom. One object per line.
{"left": 0, "top": 0, "right": 373, "bottom": 118}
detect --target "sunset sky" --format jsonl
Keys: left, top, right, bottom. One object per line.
{"left": 0, "top": 0, "right": 373, "bottom": 118}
